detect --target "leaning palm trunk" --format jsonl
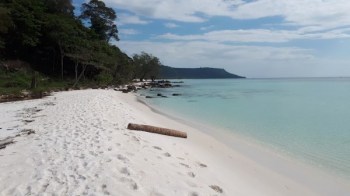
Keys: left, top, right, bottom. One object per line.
{"left": 127, "top": 123, "right": 187, "bottom": 138}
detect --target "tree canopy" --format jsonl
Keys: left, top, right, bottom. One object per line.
{"left": 80, "top": 0, "right": 119, "bottom": 42}
{"left": 0, "top": 0, "right": 161, "bottom": 94}
{"left": 133, "top": 52, "right": 162, "bottom": 81}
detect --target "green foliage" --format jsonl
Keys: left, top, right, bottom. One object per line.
{"left": 0, "top": 6, "right": 12, "bottom": 49}
{"left": 95, "top": 71, "right": 113, "bottom": 85}
{"left": 80, "top": 0, "right": 119, "bottom": 42}
{"left": 133, "top": 52, "right": 162, "bottom": 81}
{"left": 0, "top": 0, "right": 164, "bottom": 95}
{"left": 44, "top": 0, "right": 74, "bottom": 15}
{"left": 7, "top": 0, "right": 45, "bottom": 47}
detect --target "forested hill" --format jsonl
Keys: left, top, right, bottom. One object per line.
{"left": 159, "top": 66, "right": 245, "bottom": 79}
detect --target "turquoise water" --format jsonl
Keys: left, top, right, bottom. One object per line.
{"left": 142, "top": 78, "right": 350, "bottom": 178}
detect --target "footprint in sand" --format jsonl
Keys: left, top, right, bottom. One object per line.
{"left": 163, "top": 152, "right": 171, "bottom": 157}
{"left": 210, "top": 185, "right": 223, "bottom": 193}
{"left": 117, "top": 154, "right": 129, "bottom": 163}
{"left": 120, "top": 167, "right": 131, "bottom": 176}
{"left": 189, "top": 192, "right": 199, "bottom": 196}
{"left": 131, "top": 136, "right": 140, "bottom": 143}
{"left": 180, "top": 163, "right": 190, "bottom": 168}
{"left": 187, "top": 172, "right": 195, "bottom": 178}
{"left": 153, "top": 146, "right": 162, "bottom": 150}
{"left": 120, "top": 177, "right": 138, "bottom": 190}
{"left": 101, "top": 184, "right": 110, "bottom": 195}
{"left": 196, "top": 162, "right": 207, "bottom": 168}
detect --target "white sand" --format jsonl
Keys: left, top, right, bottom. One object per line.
{"left": 0, "top": 89, "right": 349, "bottom": 195}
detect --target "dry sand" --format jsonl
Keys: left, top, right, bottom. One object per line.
{"left": 0, "top": 89, "right": 349, "bottom": 195}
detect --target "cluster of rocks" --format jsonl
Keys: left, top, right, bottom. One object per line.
{"left": 115, "top": 80, "right": 183, "bottom": 94}
{"left": 144, "top": 93, "right": 182, "bottom": 99}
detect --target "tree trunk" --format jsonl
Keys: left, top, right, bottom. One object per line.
{"left": 30, "top": 71, "right": 37, "bottom": 89}
{"left": 75, "top": 60, "right": 78, "bottom": 83}
{"left": 58, "top": 42, "right": 64, "bottom": 80}
{"left": 127, "top": 123, "right": 187, "bottom": 138}
{"left": 73, "top": 64, "right": 87, "bottom": 88}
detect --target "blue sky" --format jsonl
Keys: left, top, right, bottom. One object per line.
{"left": 74, "top": 0, "right": 350, "bottom": 78}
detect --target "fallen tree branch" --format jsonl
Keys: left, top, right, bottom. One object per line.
{"left": 127, "top": 123, "right": 187, "bottom": 138}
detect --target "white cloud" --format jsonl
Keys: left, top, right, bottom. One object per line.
{"left": 117, "top": 40, "right": 350, "bottom": 77}
{"left": 158, "top": 28, "right": 350, "bottom": 43}
{"left": 106, "top": 0, "right": 350, "bottom": 31}
{"left": 105, "top": 0, "right": 244, "bottom": 22}
{"left": 118, "top": 13, "right": 150, "bottom": 25}
{"left": 164, "top": 23, "right": 179, "bottom": 28}
{"left": 119, "top": 28, "right": 139, "bottom": 35}
{"left": 117, "top": 40, "right": 316, "bottom": 77}
{"left": 231, "top": 0, "right": 350, "bottom": 29}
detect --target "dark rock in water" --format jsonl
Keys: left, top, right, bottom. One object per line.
{"left": 146, "top": 96, "right": 153, "bottom": 98}
{"left": 172, "top": 93, "right": 182, "bottom": 96}
{"left": 157, "top": 93, "right": 163, "bottom": 96}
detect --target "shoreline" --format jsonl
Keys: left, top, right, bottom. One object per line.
{"left": 0, "top": 89, "right": 349, "bottom": 195}
{"left": 135, "top": 92, "right": 350, "bottom": 193}
{"left": 140, "top": 93, "right": 350, "bottom": 180}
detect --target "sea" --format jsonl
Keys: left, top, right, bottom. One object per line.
{"left": 140, "top": 78, "right": 350, "bottom": 179}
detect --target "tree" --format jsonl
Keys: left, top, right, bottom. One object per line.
{"left": 80, "top": 0, "right": 119, "bottom": 42}
{"left": 44, "top": 0, "right": 74, "bottom": 16}
{"left": 0, "top": 6, "right": 12, "bottom": 49}
{"left": 133, "top": 52, "right": 161, "bottom": 81}
{"left": 44, "top": 14, "right": 86, "bottom": 79}
{"left": 7, "top": 0, "right": 45, "bottom": 48}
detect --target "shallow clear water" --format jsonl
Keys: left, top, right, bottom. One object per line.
{"left": 142, "top": 78, "right": 350, "bottom": 178}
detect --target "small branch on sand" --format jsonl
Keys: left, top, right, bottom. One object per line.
{"left": 0, "top": 137, "right": 15, "bottom": 149}
{"left": 127, "top": 123, "right": 187, "bottom": 138}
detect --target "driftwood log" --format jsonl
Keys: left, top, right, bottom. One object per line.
{"left": 127, "top": 123, "right": 187, "bottom": 138}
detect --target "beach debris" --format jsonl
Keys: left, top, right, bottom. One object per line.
{"left": 0, "top": 137, "right": 15, "bottom": 149}
{"left": 180, "top": 163, "right": 190, "bottom": 168}
{"left": 127, "top": 123, "right": 187, "bottom": 138}
{"left": 163, "top": 152, "right": 171, "bottom": 157}
{"left": 21, "top": 129, "right": 35, "bottom": 135}
{"left": 23, "top": 119, "right": 35, "bottom": 123}
{"left": 188, "top": 172, "right": 196, "bottom": 178}
{"left": 197, "top": 162, "right": 207, "bottom": 168}
{"left": 210, "top": 185, "right": 223, "bottom": 193}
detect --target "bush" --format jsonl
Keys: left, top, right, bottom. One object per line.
{"left": 95, "top": 71, "right": 113, "bottom": 85}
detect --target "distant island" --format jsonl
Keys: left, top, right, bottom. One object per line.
{"left": 159, "top": 65, "right": 245, "bottom": 79}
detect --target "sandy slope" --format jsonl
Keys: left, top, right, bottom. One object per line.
{"left": 0, "top": 90, "right": 349, "bottom": 196}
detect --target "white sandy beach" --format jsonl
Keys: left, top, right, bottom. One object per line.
{"left": 0, "top": 89, "right": 349, "bottom": 196}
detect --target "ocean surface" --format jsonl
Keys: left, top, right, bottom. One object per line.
{"left": 140, "top": 78, "right": 350, "bottom": 179}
